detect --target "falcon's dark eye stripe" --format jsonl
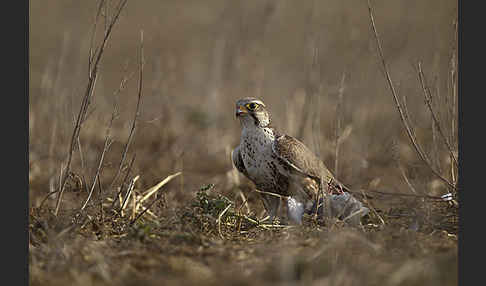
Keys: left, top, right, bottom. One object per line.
{"left": 246, "top": 102, "right": 259, "bottom": 111}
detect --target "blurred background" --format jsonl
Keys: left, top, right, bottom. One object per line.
{"left": 29, "top": 0, "right": 457, "bottom": 212}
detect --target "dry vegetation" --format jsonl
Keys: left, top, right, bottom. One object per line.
{"left": 29, "top": 0, "right": 458, "bottom": 285}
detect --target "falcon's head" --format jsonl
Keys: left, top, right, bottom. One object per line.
{"left": 235, "top": 97, "right": 271, "bottom": 128}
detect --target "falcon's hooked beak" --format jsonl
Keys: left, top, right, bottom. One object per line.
{"left": 235, "top": 105, "right": 248, "bottom": 117}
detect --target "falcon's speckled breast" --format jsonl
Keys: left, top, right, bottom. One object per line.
{"left": 239, "top": 126, "right": 290, "bottom": 196}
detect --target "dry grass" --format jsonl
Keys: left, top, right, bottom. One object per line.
{"left": 29, "top": 185, "right": 457, "bottom": 286}
{"left": 29, "top": 0, "right": 458, "bottom": 285}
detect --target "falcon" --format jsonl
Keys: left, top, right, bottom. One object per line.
{"left": 232, "top": 97, "right": 368, "bottom": 225}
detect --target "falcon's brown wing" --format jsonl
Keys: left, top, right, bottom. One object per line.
{"left": 272, "top": 134, "right": 346, "bottom": 190}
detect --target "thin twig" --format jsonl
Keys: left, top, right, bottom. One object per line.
{"left": 254, "top": 189, "right": 289, "bottom": 200}
{"left": 417, "top": 62, "right": 458, "bottom": 167}
{"left": 129, "top": 195, "right": 161, "bottom": 225}
{"left": 342, "top": 208, "right": 369, "bottom": 223}
{"left": 109, "top": 31, "right": 144, "bottom": 210}
{"left": 217, "top": 204, "right": 232, "bottom": 239}
{"left": 398, "top": 165, "right": 417, "bottom": 194}
{"left": 110, "top": 154, "right": 136, "bottom": 210}
{"left": 76, "top": 135, "right": 90, "bottom": 194}
{"left": 88, "top": 0, "right": 105, "bottom": 74}
{"left": 449, "top": 19, "right": 458, "bottom": 150}
{"left": 360, "top": 188, "right": 451, "bottom": 201}
{"left": 366, "top": 0, "right": 456, "bottom": 191}
{"left": 360, "top": 189, "right": 385, "bottom": 225}
{"left": 80, "top": 103, "right": 117, "bottom": 211}
{"left": 297, "top": 9, "right": 320, "bottom": 141}
{"left": 39, "top": 163, "right": 65, "bottom": 208}
{"left": 120, "top": 175, "right": 139, "bottom": 212}
{"left": 312, "top": 85, "right": 322, "bottom": 161}
{"left": 81, "top": 139, "right": 113, "bottom": 210}
{"left": 97, "top": 173, "right": 104, "bottom": 222}
{"left": 237, "top": 191, "right": 251, "bottom": 215}
{"left": 108, "top": 29, "right": 144, "bottom": 192}
{"left": 53, "top": 0, "right": 129, "bottom": 215}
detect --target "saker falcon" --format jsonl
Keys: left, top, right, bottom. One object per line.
{"left": 232, "top": 97, "right": 369, "bottom": 225}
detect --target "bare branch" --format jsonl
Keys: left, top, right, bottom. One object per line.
{"left": 398, "top": 165, "right": 417, "bottom": 194}
{"left": 110, "top": 154, "right": 136, "bottom": 210}
{"left": 80, "top": 101, "right": 117, "bottom": 211}
{"left": 108, "top": 30, "right": 145, "bottom": 192}
{"left": 417, "top": 62, "right": 458, "bottom": 167}
{"left": 120, "top": 175, "right": 140, "bottom": 213}
{"left": 362, "top": 188, "right": 452, "bottom": 201}
{"left": 365, "top": 0, "right": 456, "bottom": 191}
{"left": 88, "top": 0, "right": 105, "bottom": 73}
{"left": 53, "top": 0, "right": 129, "bottom": 215}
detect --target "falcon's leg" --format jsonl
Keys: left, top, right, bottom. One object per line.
{"left": 260, "top": 193, "right": 280, "bottom": 224}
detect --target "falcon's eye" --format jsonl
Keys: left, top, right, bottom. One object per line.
{"left": 246, "top": 102, "right": 259, "bottom": 111}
